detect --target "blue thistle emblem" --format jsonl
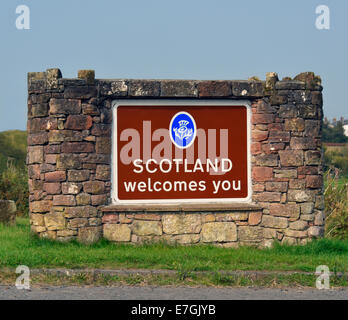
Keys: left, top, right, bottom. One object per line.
{"left": 169, "top": 112, "right": 196, "bottom": 149}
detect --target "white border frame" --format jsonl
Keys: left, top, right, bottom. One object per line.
{"left": 111, "top": 99, "right": 252, "bottom": 205}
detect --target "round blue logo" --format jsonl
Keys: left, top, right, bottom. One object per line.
{"left": 169, "top": 111, "right": 197, "bottom": 149}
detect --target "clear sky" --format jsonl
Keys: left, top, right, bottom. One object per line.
{"left": 0, "top": 0, "right": 346, "bottom": 131}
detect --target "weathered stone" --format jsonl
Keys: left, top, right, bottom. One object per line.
{"left": 96, "top": 137, "right": 111, "bottom": 154}
{"left": 102, "top": 214, "right": 118, "bottom": 224}
{"left": 50, "top": 99, "right": 81, "bottom": 114}
{"left": 0, "top": 200, "right": 17, "bottom": 225}
{"left": 274, "top": 169, "right": 297, "bottom": 179}
{"left": 128, "top": 80, "right": 160, "bottom": 97}
{"left": 306, "top": 175, "right": 323, "bottom": 189}
{"left": 83, "top": 181, "right": 105, "bottom": 194}
{"left": 65, "top": 115, "right": 93, "bottom": 130}
{"left": 215, "top": 212, "right": 248, "bottom": 221}
{"left": 255, "top": 154, "right": 278, "bottom": 167}
{"left": 95, "top": 165, "right": 110, "bottom": 181}
{"left": 269, "top": 203, "right": 300, "bottom": 219}
{"left": 284, "top": 118, "right": 305, "bottom": 131}
{"left": 314, "top": 210, "right": 325, "bottom": 226}
{"left": 305, "top": 151, "right": 321, "bottom": 165}
{"left": 201, "top": 222, "right": 237, "bottom": 242}
{"left": 43, "top": 183, "right": 61, "bottom": 195}
{"left": 288, "top": 190, "right": 314, "bottom": 202}
{"left": 252, "top": 130, "right": 269, "bottom": 142}
{"left": 30, "top": 200, "right": 52, "bottom": 213}
{"left": 252, "top": 167, "right": 273, "bottom": 181}
{"left": 253, "top": 192, "right": 281, "bottom": 202}
{"left": 268, "top": 130, "right": 290, "bottom": 143}
{"left": 284, "top": 229, "right": 308, "bottom": 238}
{"left": 61, "top": 142, "right": 94, "bottom": 153}
{"left": 77, "top": 70, "right": 95, "bottom": 84}
{"left": 28, "top": 132, "right": 48, "bottom": 146}
{"left": 78, "top": 226, "right": 102, "bottom": 244}
{"left": 91, "top": 194, "right": 108, "bottom": 206}
{"left": 279, "top": 105, "right": 298, "bottom": 118}
{"left": 290, "top": 137, "right": 316, "bottom": 150}
{"left": 53, "top": 195, "right": 76, "bottom": 206}
{"left": 69, "top": 218, "right": 89, "bottom": 228}
{"left": 198, "top": 81, "right": 231, "bottom": 97}
{"left": 265, "top": 182, "right": 288, "bottom": 192}
{"left": 252, "top": 114, "right": 275, "bottom": 124}
{"left": 162, "top": 214, "right": 201, "bottom": 234}
{"left": 28, "top": 146, "right": 44, "bottom": 164}
{"left": 279, "top": 150, "right": 303, "bottom": 167}
{"left": 161, "top": 80, "right": 197, "bottom": 97}
{"left": 300, "top": 202, "right": 314, "bottom": 214}
{"left": 232, "top": 81, "right": 264, "bottom": 97}
{"left": 91, "top": 124, "right": 111, "bottom": 136}
{"left": 301, "top": 214, "right": 315, "bottom": 222}
{"left": 239, "top": 226, "right": 263, "bottom": 242}
{"left": 44, "top": 210, "right": 65, "bottom": 231}
{"left": 169, "top": 234, "right": 201, "bottom": 244}
{"left": 64, "top": 86, "right": 97, "bottom": 99}
{"left": 132, "top": 220, "right": 162, "bottom": 236}
{"left": 48, "top": 130, "right": 84, "bottom": 143}
{"left": 261, "top": 215, "right": 288, "bottom": 228}
{"left": 68, "top": 170, "right": 90, "bottom": 182}
{"left": 30, "top": 213, "right": 44, "bottom": 226}
{"left": 263, "top": 228, "right": 277, "bottom": 239}
{"left": 45, "top": 171, "right": 66, "bottom": 182}
{"left": 64, "top": 206, "right": 98, "bottom": 218}
{"left": 289, "top": 179, "right": 306, "bottom": 189}
{"left": 103, "top": 224, "right": 131, "bottom": 242}
{"left": 76, "top": 193, "right": 91, "bottom": 205}
{"left": 61, "top": 182, "right": 82, "bottom": 194}
{"left": 289, "top": 220, "right": 308, "bottom": 231}
{"left": 56, "top": 154, "right": 81, "bottom": 170}
{"left": 308, "top": 226, "right": 323, "bottom": 237}
{"left": 248, "top": 212, "right": 262, "bottom": 226}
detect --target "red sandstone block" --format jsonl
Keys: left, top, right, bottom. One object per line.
{"left": 53, "top": 195, "right": 76, "bottom": 206}
{"left": 102, "top": 214, "right": 119, "bottom": 224}
{"left": 248, "top": 212, "right": 262, "bottom": 226}
{"left": 65, "top": 115, "right": 93, "bottom": 130}
{"left": 262, "top": 143, "right": 285, "bottom": 154}
{"left": 306, "top": 175, "right": 323, "bottom": 189}
{"left": 298, "top": 166, "right": 318, "bottom": 175}
{"left": 252, "top": 167, "right": 273, "bottom": 182}
{"left": 43, "top": 182, "right": 61, "bottom": 195}
{"left": 253, "top": 192, "right": 281, "bottom": 202}
{"left": 91, "top": 194, "right": 108, "bottom": 206}
{"left": 45, "top": 171, "right": 66, "bottom": 182}
{"left": 252, "top": 130, "right": 269, "bottom": 142}
{"left": 268, "top": 130, "right": 290, "bottom": 143}
{"left": 251, "top": 142, "right": 262, "bottom": 155}
{"left": 61, "top": 142, "right": 95, "bottom": 153}
{"left": 252, "top": 113, "right": 275, "bottom": 125}
{"left": 253, "top": 184, "right": 265, "bottom": 192}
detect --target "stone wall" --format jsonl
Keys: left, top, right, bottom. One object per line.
{"left": 27, "top": 69, "right": 324, "bottom": 246}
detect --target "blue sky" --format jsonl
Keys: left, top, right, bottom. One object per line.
{"left": 0, "top": 0, "right": 346, "bottom": 131}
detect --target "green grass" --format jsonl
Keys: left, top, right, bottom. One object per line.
{"left": 0, "top": 218, "right": 347, "bottom": 273}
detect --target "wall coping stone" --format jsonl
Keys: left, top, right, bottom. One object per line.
{"left": 101, "top": 203, "right": 262, "bottom": 213}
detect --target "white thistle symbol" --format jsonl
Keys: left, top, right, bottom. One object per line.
{"left": 173, "top": 120, "right": 193, "bottom": 141}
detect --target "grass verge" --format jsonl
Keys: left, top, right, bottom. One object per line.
{"left": 0, "top": 218, "right": 347, "bottom": 274}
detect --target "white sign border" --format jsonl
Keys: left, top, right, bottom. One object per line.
{"left": 111, "top": 99, "right": 252, "bottom": 205}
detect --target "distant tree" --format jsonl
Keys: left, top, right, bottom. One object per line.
{"left": 322, "top": 121, "right": 348, "bottom": 143}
